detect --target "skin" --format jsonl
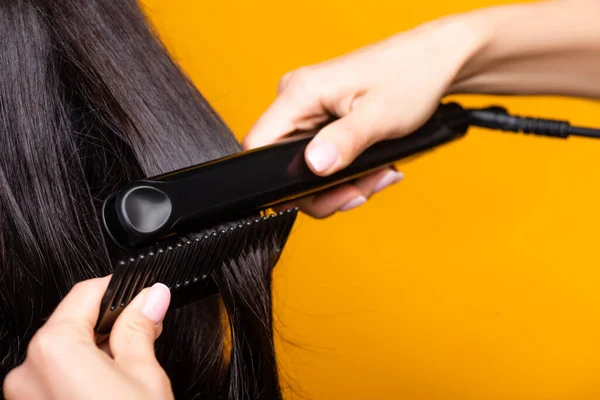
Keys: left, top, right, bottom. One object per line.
{"left": 5, "top": 0, "right": 600, "bottom": 396}
{"left": 2, "top": 278, "right": 174, "bottom": 400}
{"left": 243, "top": 0, "right": 600, "bottom": 218}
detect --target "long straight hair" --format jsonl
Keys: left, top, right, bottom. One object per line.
{"left": 0, "top": 1, "right": 284, "bottom": 399}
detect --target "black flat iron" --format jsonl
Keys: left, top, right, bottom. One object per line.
{"left": 95, "top": 101, "right": 600, "bottom": 334}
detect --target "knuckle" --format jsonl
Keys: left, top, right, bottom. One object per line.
{"left": 337, "top": 118, "right": 361, "bottom": 138}
{"left": 361, "top": 102, "right": 387, "bottom": 129}
{"left": 278, "top": 70, "right": 295, "bottom": 93}
{"left": 333, "top": 112, "right": 392, "bottom": 160}
{"left": 27, "top": 329, "right": 64, "bottom": 363}
{"left": 286, "top": 67, "right": 317, "bottom": 97}
{"left": 334, "top": 120, "right": 369, "bottom": 159}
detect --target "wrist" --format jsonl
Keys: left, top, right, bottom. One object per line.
{"left": 444, "top": 2, "right": 542, "bottom": 94}
{"left": 445, "top": 0, "right": 600, "bottom": 98}
{"left": 418, "top": 7, "right": 502, "bottom": 94}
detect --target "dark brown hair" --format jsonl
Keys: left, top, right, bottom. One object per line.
{"left": 0, "top": 0, "right": 284, "bottom": 398}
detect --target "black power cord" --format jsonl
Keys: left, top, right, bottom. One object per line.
{"left": 465, "top": 106, "right": 600, "bottom": 139}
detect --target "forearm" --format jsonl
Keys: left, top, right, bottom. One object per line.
{"left": 448, "top": 0, "right": 600, "bottom": 99}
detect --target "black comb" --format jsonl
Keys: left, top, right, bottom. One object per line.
{"left": 95, "top": 208, "right": 297, "bottom": 334}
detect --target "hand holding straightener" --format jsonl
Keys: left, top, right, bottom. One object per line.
{"left": 244, "top": 0, "right": 600, "bottom": 218}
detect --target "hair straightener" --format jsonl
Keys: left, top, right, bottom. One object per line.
{"left": 94, "top": 102, "right": 600, "bottom": 334}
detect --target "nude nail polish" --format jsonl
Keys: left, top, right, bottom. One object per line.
{"left": 374, "top": 170, "right": 404, "bottom": 193}
{"left": 141, "top": 283, "right": 171, "bottom": 324}
{"left": 339, "top": 196, "right": 367, "bottom": 212}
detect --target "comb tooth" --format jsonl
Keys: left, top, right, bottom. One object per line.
{"left": 272, "top": 210, "right": 298, "bottom": 264}
{"left": 187, "top": 234, "right": 212, "bottom": 284}
{"left": 275, "top": 209, "right": 298, "bottom": 248}
{"left": 111, "top": 258, "right": 133, "bottom": 309}
{"left": 273, "top": 210, "right": 289, "bottom": 239}
{"left": 196, "top": 231, "right": 225, "bottom": 280}
{"left": 108, "top": 260, "right": 128, "bottom": 310}
{"left": 268, "top": 213, "right": 281, "bottom": 236}
{"left": 244, "top": 218, "right": 262, "bottom": 252}
{"left": 285, "top": 208, "right": 299, "bottom": 234}
{"left": 242, "top": 220, "right": 255, "bottom": 250}
{"left": 137, "top": 250, "right": 157, "bottom": 289}
{"left": 152, "top": 246, "right": 174, "bottom": 289}
{"left": 119, "top": 254, "right": 149, "bottom": 307}
{"left": 211, "top": 226, "right": 239, "bottom": 271}
{"left": 94, "top": 260, "right": 130, "bottom": 334}
{"left": 172, "top": 240, "right": 196, "bottom": 289}
{"left": 249, "top": 217, "right": 264, "bottom": 247}
{"left": 161, "top": 245, "right": 181, "bottom": 288}
{"left": 115, "top": 257, "right": 138, "bottom": 308}
{"left": 174, "top": 239, "right": 194, "bottom": 288}
{"left": 164, "top": 242, "right": 185, "bottom": 287}
{"left": 203, "top": 227, "right": 237, "bottom": 279}
{"left": 185, "top": 238, "right": 207, "bottom": 280}
{"left": 129, "top": 254, "right": 149, "bottom": 296}
{"left": 229, "top": 223, "right": 247, "bottom": 252}
{"left": 193, "top": 232, "right": 219, "bottom": 281}
{"left": 270, "top": 214, "right": 284, "bottom": 243}
{"left": 144, "top": 249, "right": 165, "bottom": 288}
{"left": 224, "top": 223, "right": 250, "bottom": 265}
{"left": 262, "top": 215, "right": 276, "bottom": 246}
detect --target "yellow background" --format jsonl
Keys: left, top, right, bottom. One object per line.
{"left": 144, "top": 1, "right": 600, "bottom": 398}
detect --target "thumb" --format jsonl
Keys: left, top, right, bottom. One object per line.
{"left": 110, "top": 283, "right": 171, "bottom": 366}
{"left": 304, "top": 93, "right": 398, "bottom": 176}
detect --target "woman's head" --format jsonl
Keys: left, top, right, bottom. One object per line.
{"left": 0, "top": 1, "right": 288, "bottom": 398}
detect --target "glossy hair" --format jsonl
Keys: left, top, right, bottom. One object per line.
{"left": 0, "top": 0, "right": 283, "bottom": 399}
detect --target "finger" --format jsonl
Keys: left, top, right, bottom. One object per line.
{"left": 20, "top": 278, "right": 115, "bottom": 400}
{"left": 297, "top": 184, "right": 366, "bottom": 219}
{"left": 365, "top": 166, "right": 405, "bottom": 195}
{"left": 243, "top": 71, "right": 329, "bottom": 150}
{"left": 304, "top": 93, "right": 401, "bottom": 176}
{"left": 110, "top": 283, "right": 170, "bottom": 367}
{"left": 43, "top": 276, "right": 111, "bottom": 341}
{"left": 3, "top": 366, "right": 46, "bottom": 400}
{"left": 305, "top": 168, "right": 388, "bottom": 217}
{"left": 291, "top": 167, "right": 403, "bottom": 218}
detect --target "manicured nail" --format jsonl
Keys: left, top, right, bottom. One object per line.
{"left": 306, "top": 140, "right": 339, "bottom": 173}
{"left": 141, "top": 283, "right": 171, "bottom": 324}
{"left": 339, "top": 196, "right": 367, "bottom": 212}
{"left": 374, "top": 170, "right": 404, "bottom": 193}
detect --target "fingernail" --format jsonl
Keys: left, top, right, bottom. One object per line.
{"left": 306, "top": 140, "right": 339, "bottom": 173}
{"left": 374, "top": 170, "right": 404, "bottom": 193}
{"left": 339, "top": 196, "right": 367, "bottom": 212}
{"left": 141, "top": 283, "right": 171, "bottom": 324}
